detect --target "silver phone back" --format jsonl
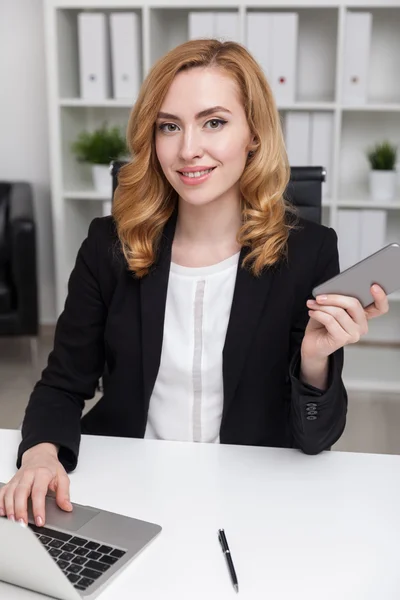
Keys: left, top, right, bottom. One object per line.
{"left": 312, "top": 243, "right": 400, "bottom": 307}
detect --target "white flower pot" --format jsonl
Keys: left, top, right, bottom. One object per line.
{"left": 368, "top": 170, "right": 397, "bottom": 202}
{"left": 91, "top": 164, "right": 112, "bottom": 195}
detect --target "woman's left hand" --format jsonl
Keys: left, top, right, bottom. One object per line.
{"left": 301, "top": 284, "right": 390, "bottom": 361}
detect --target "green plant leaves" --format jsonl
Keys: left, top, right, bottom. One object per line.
{"left": 71, "top": 122, "right": 128, "bottom": 165}
{"left": 366, "top": 140, "right": 397, "bottom": 171}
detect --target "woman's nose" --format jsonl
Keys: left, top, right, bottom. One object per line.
{"left": 178, "top": 129, "right": 204, "bottom": 162}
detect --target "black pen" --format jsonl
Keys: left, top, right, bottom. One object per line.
{"left": 218, "top": 528, "right": 239, "bottom": 593}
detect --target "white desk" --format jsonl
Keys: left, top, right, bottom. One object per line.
{"left": 1, "top": 428, "right": 400, "bottom": 599}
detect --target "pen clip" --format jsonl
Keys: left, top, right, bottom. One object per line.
{"left": 218, "top": 529, "right": 228, "bottom": 552}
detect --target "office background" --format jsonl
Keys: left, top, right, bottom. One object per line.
{"left": 0, "top": 0, "right": 399, "bottom": 454}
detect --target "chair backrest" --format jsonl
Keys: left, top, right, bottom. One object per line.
{"left": 285, "top": 166, "right": 325, "bottom": 224}
{"left": 110, "top": 161, "right": 324, "bottom": 224}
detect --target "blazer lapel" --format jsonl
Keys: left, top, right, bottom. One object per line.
{"left": 222, "top": 249, "right": 276, "bottom": 418}
{"left": 140, "top": 209, "right": 178, "bottom": 409}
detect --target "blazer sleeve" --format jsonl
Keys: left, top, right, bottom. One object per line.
{"left": 288, "top": 227, "right": 348, "bottom": 455}
{"left": 17, "top": 218, "right": 108, "bottom": 472}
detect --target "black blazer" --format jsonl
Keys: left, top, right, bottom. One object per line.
{"left": 18, "top": 212, "right": 347, "bottom": 472}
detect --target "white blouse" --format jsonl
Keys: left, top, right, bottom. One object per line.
{"left": 144, "top": 252, "right": 240, "bottom": 443}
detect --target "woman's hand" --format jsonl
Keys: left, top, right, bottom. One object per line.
{"left": 301, "top": 284, "right": 390, "bottom": 362}
{"left": 0, "top": 443, "right": 72, "bottom": 527}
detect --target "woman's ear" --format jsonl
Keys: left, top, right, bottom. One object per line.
{"left": 247, "top": 136, "right": 258, "bottom": 157}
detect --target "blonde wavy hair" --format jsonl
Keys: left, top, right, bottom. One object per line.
{"left": 112, "top": 38, "right": 298, "bottom": 277}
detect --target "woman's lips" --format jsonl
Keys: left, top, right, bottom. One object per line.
{"left": 177, "top": 167, "right": 216, "bottom": 185}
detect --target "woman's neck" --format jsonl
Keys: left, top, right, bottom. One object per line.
{"left": 171, "top": 194, "right": 242, "bottom": 267}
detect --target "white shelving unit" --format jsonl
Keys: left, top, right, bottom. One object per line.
{"left": 44, "top": 0, "right": 400, "bottom": 393}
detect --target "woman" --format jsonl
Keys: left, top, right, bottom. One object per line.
{"left": 0, "top": 39, "right": 388, "bottom": 527}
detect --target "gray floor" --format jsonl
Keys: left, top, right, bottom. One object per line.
{"left": 1, "top": 330, "right": 400, "bottom": 455}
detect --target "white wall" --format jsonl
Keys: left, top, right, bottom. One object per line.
{"left": 0, "top": 0, "right": 56, "bottom": 324}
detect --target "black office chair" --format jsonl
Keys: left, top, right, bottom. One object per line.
{"left": 110, "top": 160, "right": 325, "bottom": 225}
{"left": 284, "top": 166, "right": 325, "bottom": 224}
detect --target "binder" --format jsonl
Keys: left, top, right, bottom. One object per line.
{"left": 285, "top": 112, "right": 310, "bottom": 166}
{"left": 342, "top": 12, "right": 372, "bottom": 105}
{"left": 270, "top": 13, "right": 298, "bottom": 105}
{"left": 214, "top": 12, "right": 240, "bottom": 43}
{"left": 110, "top": 13, "right": 141, "bottom": 100}
{"left": 188, "top": 12, "right": 214, "bottom": 39}
{"left": 246, "top": 13, "right": 272, "bottom": 79}
{"left": 359, "top": 210, "right": 387, "bottom": 260}
{"left": 189, "top": 12, "right": 239, "bottom": 42}
{"left": 78, "top": 12, "right": 111, "bottom": 100}
{"left": 310, "top": 112, "right": 334, "bottom": 197}
{"left": 337, "top": 210, "right": 361, "bottom": 271}
{"left": 102, "top": 201, "right": 112, "bottom": 217}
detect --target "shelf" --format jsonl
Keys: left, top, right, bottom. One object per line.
{"left": 59, "top": 98, "right": 134, "bottom": 108}
{"left": 58, "top": 99, "right": 400, "bottom": 112}
{"left": 278, "top": 102, "right": 336, "bottom": 111}
{"left": 342, "top": 103, "right": 400, "bottom": 112}
{"left": 337, "top": 199, "right": 400, "bottom": 209}
{"left": 343, "top": 344, "right": 400, "bottom": 392}
{"left": 343, "top": 379, "right": 400, "bottom": 393}
{"left": 64, "top": 190, "right": 111, "bottom": 201}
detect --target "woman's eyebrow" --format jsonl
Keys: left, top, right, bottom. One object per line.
{"left": 157, "top": 106, "right": 232, "bottom": 121}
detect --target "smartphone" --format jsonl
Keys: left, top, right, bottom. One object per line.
{"left": 312, "top": 243, "right": 400, "bottom": 308}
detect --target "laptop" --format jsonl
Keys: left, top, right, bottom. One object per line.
{"left": 0, "top": 482, "right": 162, "bottom": 599}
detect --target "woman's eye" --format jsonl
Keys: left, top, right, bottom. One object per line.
{"left": 159, "top": 123, "right": 179, "bottom": 133}
{"left": 158, "top": 119, "right": 227, "bottom": 133}
{"left": 206, "top": 119, "right": 227, "bottom": 129}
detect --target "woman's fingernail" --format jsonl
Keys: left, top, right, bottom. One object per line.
{"left": 372, "top": 285, "right": 380, "bottom": 292}
{"left": 36, "top": 516, "right": 43, "bottom": 527}
{"left": 18, "top": 518, "right": 26, "bottom": 526}
{"left": 317, "top": 295, "right": 328, "bottom": 301}
{"left": 9, "top": 514, "right": 15, "bottom": 522}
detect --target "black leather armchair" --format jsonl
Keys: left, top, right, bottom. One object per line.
{"left": 0, "top": 182, "right": 39, "bottom": 347}
{"left": 110, "top": 161, "right": 325, "bottom": 225}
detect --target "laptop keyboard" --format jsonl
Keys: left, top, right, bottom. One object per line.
{"left": 27, "top": 523, "right": 127, "bottom": 592}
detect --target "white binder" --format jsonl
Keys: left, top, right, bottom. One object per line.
{"left": 188, "top": 12, "right": 214, "bottom": 39}
{"left": 270, "top": 13, "right": 298, "bottom": 105}
{"left": 78, "top": 13, "right": 111, "bottom": 100}
{"left": 310, "top": 112, "right": 334, "bottom": 197}
{"left": 246, "top": 13, "right": 272, "bottom": 79}
{"left": 189, "top": 12, "right": 239, "bottom": 42}
{"left": 359, "top": 210, "right": 387, "bottom": 260}
{"left": 110, "top": 13, "right": 141, "bottom": 101}
{"left": 285, "top": 112, "right": 310, "bottom": 166}
{"left": 337, "top": 210, "right": 361, "bottom": 271}
{"left": 214, "top": 13, "right": 240, "bottom": 42}
{"left": 102, "top": 201, "right": 112, "bottom": 217}
{"left": 342, "top": 12, "right": 372, "bottom": 105}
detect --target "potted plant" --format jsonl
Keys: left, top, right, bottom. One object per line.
{"left": 366, "top": 140, "right": 398, "bottom": 202}
{"left": 71, "top": 123, "right": 128, "bottom": 194}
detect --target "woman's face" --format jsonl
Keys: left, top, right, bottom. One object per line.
{"left": 155, "top": 67, "right": 253, "bottom": 208}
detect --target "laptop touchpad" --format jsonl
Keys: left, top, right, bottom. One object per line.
{"left": 28, "top": 496, "right": 100, "bottom": 532}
